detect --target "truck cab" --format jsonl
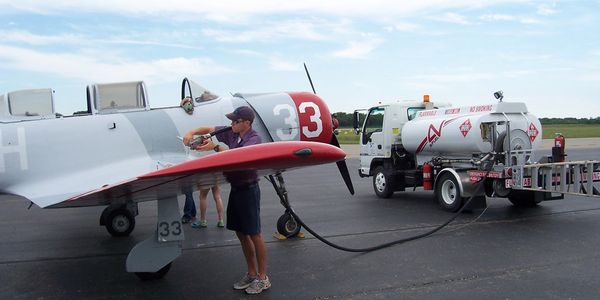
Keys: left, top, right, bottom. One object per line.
{"left": 354, "top": 98, "right": 443, "bottom": 178}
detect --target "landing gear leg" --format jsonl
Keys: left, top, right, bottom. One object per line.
{"left": 126, "top": 194, "right": 184, "bottom": 280}
{"left": 268, "top": 173, "right": 304, "bottom": 239}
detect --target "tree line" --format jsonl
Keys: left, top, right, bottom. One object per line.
{"left": 332, "top": 112, "right": 363, "bottom": 128}
{"left": 332, "top": 112, "right": 600, "bottom": 128}
{"left": 538, "top": 117, "right": 600, "bottom": 124}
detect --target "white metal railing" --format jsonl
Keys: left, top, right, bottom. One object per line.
{"left": 511, "top": 161, "right": 600, "bottom": 198}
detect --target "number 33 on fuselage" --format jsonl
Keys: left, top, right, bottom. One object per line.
{"left": 245, "top": 91, "right": 333, "bottom": 144}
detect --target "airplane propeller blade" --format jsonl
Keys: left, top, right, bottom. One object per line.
{"left": 330, "top": 133, "right": 355, "bottom": 195}
{"left": 304, "top": 63, "right": 317, "bottom": 94}
{"left": 304, "top": 62, "right": 354, "bottom": 195}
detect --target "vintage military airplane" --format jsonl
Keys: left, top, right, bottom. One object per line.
{"left": 0, "top": 78, "right": 353, "bottom": 279}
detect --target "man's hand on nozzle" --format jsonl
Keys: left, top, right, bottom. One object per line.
{"left": 184, "top": 132, "right": 211, "bottom": 148}
{"left": 190, "top": 134, "right": 212, "bottom": 149}
{"left": 182, "top": 132, "right": 194, "bottom": 146}
{"left": 196, "top": 139, "right": 216, "bottom": 152}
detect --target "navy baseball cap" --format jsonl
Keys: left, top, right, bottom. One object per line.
{"left": 226, "top": 106, "right": 255, "bottom": 122}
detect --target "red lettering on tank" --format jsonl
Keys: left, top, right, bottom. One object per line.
{"left": 469, "top": 105, "right": 493, "bottom": 113}
{"left": 445, "top": 108, "right": 461, "bottom": 115}
{"left": 418, "top": 110, "right": 437, "bottom": 117}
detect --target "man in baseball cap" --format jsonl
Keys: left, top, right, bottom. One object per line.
{"left": 182, "top": 105, "right": 270, "bottom": 294}
{"left": 225, "top": 106, "right": 255, "bottom": 123}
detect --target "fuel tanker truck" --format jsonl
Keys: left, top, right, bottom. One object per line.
{"left": 353, "top": 92, "right": 600, "bottom": 212}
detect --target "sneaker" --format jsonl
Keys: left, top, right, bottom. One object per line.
{"left": 245, "top": 277, "right": 271, "bottom": 294}
{"left": 191, "top": 220, "right": 208, "bottom": 228}
{"left": 181, "top": 216, "right": 192, "bottom": 224}
{"left": 217, "top": 220, "right": 225, "bottom": 228}
{"left": 233, "top": 273, "right": 257, "bottom": 290}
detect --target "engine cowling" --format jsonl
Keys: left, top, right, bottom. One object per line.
{"left": 238, "top": 92, "right": 333, "bottom": 144}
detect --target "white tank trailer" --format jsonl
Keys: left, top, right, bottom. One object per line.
{"left": 402, "top": 102, "right": 542, "bottom": 166}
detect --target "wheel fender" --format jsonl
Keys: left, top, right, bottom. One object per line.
{"left": 370, "top": 157, "right": 395, "bottom": 175}
{"left": 358, "top": 169, "right": 368, "bottom": 178}
{"left": 435, "top": 169, "right": 463, "bottom": 196}
{"left": 369, "top": 160, "right": 384, "bottom": 176}
{"left": 436, "top": 168, "right": 483, "bottom": 198}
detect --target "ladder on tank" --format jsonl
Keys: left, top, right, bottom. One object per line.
{"left": 511, "top": 161, "right": 600, "bottom": 198}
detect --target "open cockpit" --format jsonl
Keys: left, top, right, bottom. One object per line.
{"left": 1, "top": 78, "right": 220, "bottom": 123}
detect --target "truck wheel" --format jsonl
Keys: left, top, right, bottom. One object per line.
{"left": 435, "top": 173, "right": 463, "bottom": 212}
{"left": 373, "top": 166, "right": 394, "bottom": 198}
{"left": 508, "top": 190, "right": 541, "bottom": 207}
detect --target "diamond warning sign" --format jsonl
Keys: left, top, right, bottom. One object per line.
{"left": 528, "top": 123, "right": 539, "bottom": 142}
{"left": 459, "top": 119, "right": 472, "bottom": 137}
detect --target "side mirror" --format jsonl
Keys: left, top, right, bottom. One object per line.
{"left": 353, "top": 111, "right": 361, "bottom": 134}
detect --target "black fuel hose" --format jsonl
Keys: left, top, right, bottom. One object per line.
{"left": 276, "top": 159, "right": 495, "bottom": 253}
{"left": 211, "top": 126, "right": 232, "bottom": 136}
{"left": 188, "top": 126, "right": 232, "bottom": 149}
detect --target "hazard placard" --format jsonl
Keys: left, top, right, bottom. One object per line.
{"left": 459, "top": 119, "right": 472, "bottom": 137}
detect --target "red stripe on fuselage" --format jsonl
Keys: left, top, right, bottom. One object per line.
{"left": 287, "top": 92, "right": 333, "bottom": 143}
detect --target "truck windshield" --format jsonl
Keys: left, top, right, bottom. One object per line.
{"left": 363, "top": 107, "right": 384, "bottom": 144}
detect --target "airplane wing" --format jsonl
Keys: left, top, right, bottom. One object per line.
{"left": 49, "top": 141, "right": 346, "bottom": 208}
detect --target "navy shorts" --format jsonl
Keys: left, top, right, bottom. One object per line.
{"left": 226, "top": 183, "right": 261, "bottom": 235}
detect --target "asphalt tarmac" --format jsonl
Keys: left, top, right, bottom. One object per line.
{"left": 2, "top": 148, "right": 600, "bottom": 299}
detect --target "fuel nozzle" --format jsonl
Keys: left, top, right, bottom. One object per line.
{"left": 188, "top": 126, "right": 233, "bottom": 150}
{"left": 188, "top": 134, "right": 212, "bottom": 149}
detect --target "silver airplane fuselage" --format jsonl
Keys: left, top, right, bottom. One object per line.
{"left": 1, "top": 91, "right": 333, "bottom": 208}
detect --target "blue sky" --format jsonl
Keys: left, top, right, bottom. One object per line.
{"left": 0, "top": 1, "right": 598, "bottom": 118}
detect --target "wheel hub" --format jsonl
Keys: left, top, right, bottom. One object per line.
{"left": 375, "top": 172, "right": 386, "bottom": 192}
{"left": 441, "top": 180, "right": 457, "bottom": 205}
{"left": 285, "top": 219, "right": 298, "bottom": 232}
{"left": 112, "top": 215, "right": 130, "bottom": 232}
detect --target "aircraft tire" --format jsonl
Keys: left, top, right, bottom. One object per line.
{"left": 277, "top": 213, "right": 301, "bottom": 238}
{"left": 106, "top": 208, "right": 135, "bottom": 237}
{"left": 135, "top": 263, "right": 172, "bottom": 281}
